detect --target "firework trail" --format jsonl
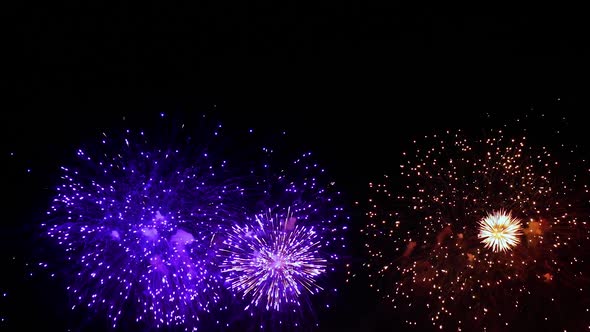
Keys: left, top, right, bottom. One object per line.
{"left": 362, "top": 120, "right": 590, "bottom": 331}
{"left": 43, "top": 115, "right": 243, "bottom": 330}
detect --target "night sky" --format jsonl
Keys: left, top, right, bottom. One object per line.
{"left": 4, "top": 2, "right": 590, "bottom": 331}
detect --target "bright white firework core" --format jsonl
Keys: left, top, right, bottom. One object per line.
{"left": 477, "top": 210, "right": 523, "bottom": 253}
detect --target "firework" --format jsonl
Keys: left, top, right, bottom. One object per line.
{"left": 43, "top": 116, "right": 242, "bottom": 330}
{"left": 477, "top": 210, "right": 522, "bottom": 253}
{"left": 219, "top": 134, "right": 350, "bottom": 329}
{"left": 362, "top": 124, "right": 590, "bottom": 331}
{"left": 220, "top": 209, "right": 326, "bottom": 312}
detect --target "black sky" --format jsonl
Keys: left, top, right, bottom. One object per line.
{"left": 3, "top": 2, "right": 590, "bottom": 331}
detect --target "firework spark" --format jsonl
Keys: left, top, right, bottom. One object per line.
{"left": 478, "top": 210, "right": 522, "bottom": 253}
{"left": 362, "top": 123, "right": 590, "bottom": 331}
{"left": 43, "top": 117, "right": 242, "bottom": 330}
{"left": 220, "top": 209, "right": 326, "bottom": 312}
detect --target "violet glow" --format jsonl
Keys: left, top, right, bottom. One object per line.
{"left": 45, "top": 123, "right": 241, "bottom": 330}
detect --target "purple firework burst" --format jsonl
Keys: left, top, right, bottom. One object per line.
{"left": 219, "top": 143, "right": 350, "bottom": 328}
{"left": 44, "top": 119, "right": 242, "bottom": 330}
{"left": 220, "top": 208, "right": 326, "bottom": 312}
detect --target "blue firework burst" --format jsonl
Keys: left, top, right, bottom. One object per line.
{"left": 44, "top": 119, "right": 241, "bottom": 330}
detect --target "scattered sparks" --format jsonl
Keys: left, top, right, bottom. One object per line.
{"left": 42, "top": 117, "right": 349, "bottom": 330}
{"left": 362, "top": 116, "right": 590, "bottom": 331}
{"left": 44, "top": 117, "right": 242, "bottom": 330}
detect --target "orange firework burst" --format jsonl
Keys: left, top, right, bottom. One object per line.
{"left": 362, "top": 118, "right": 590, "bottom": 331}
{"left": 478, "top": 210, "right": 522, "bottom": 252}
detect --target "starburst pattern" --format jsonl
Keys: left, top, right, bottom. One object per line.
{"left": 220, "top": 209, "right": 326, "bottom": 312}
{"left": 218, "top": 130, "right": 350, "bottom": 329}
{"left": 478, "top": 210, "right": 522, "bottom": 253}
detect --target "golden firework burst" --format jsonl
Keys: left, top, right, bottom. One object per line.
{"left": 478, "top": 210, "right": 523, "bottom": 252}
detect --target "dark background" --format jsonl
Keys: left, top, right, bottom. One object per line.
{"left": 3, "top": 2, "right": 590, "bottom": 331}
